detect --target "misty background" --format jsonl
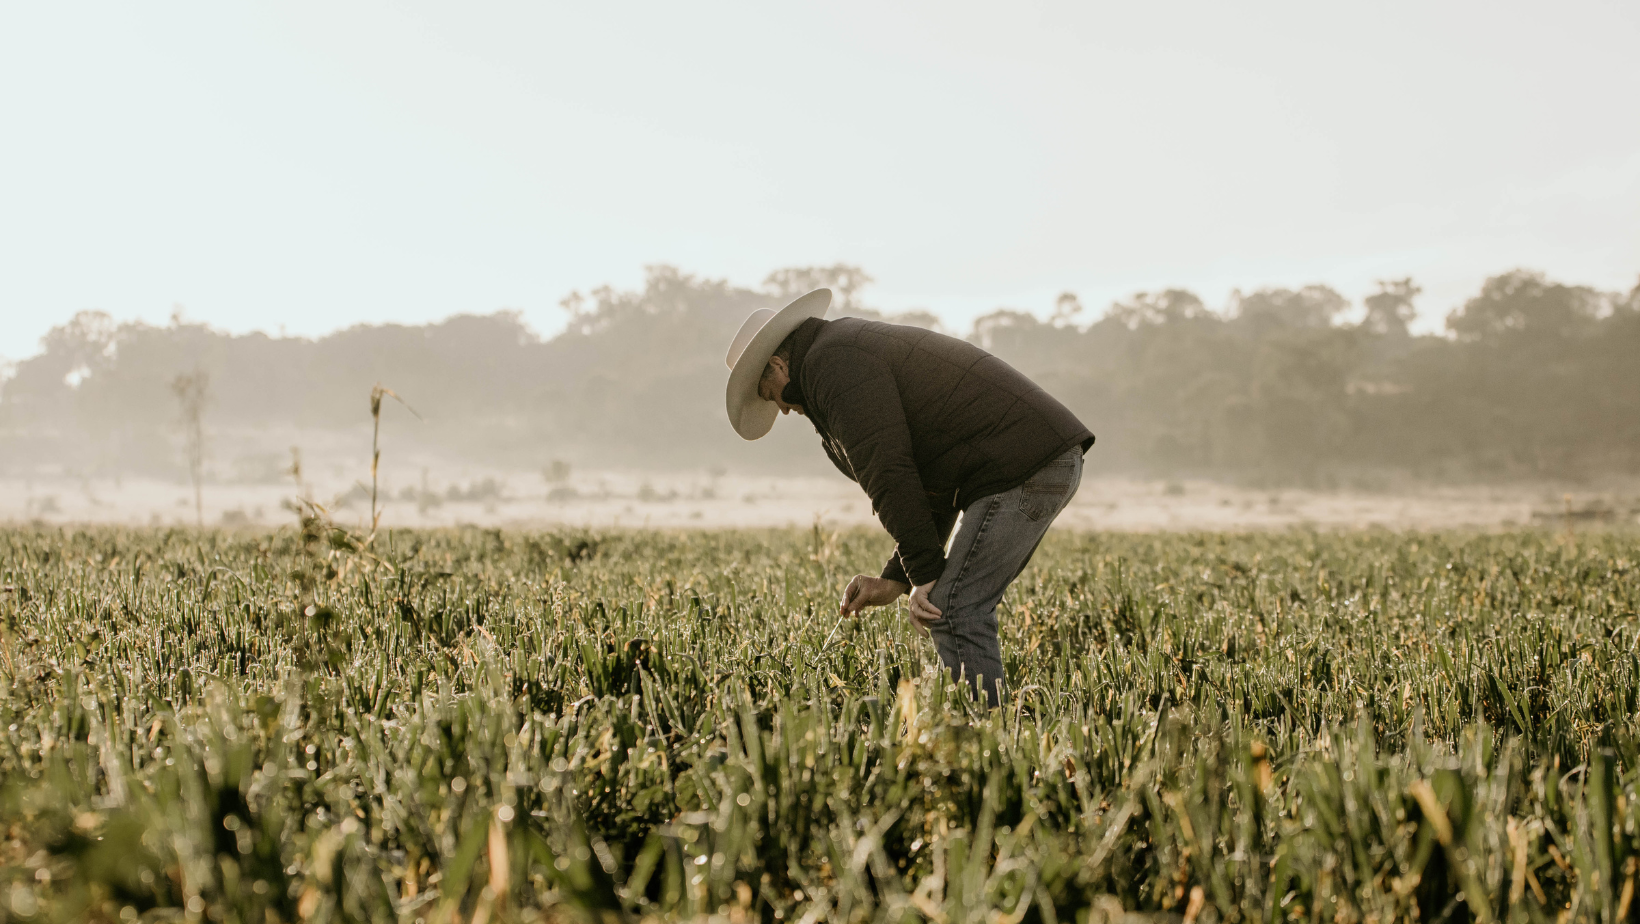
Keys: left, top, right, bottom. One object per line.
{"left": 3, "top": 263, "right": 1637, "bottom": 489}
{"left": 2, "top": 3, "right": 1638, "bottom": 523}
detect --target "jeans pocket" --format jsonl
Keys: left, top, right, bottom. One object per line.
{"left": 1019, "top": 458, "right": 1075, "bottom": 521}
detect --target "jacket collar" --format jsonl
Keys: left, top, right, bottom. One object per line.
{"left": 779, "top": 316, "right": 827, "bottom": 408}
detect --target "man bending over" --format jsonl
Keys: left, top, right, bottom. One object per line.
{"left": 723, "top": 289, "right": 1094, "bottom": 707}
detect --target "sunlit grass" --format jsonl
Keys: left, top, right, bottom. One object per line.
{"left": 1, "top": 525, "right": 1637, "bottom": 922}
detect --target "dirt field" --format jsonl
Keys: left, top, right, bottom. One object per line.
{"left": 4, "top": 468, "right": 1635, "bottom": 532}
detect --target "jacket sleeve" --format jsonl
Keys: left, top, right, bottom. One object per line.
{"left": 880, "top": 502, "right": 958, "bottom": 586}
{"left": 881, "top": 552, "right": 911, "bottom": 586}
{"left": 806, "top": 344, "right": 947, "bottom": 586}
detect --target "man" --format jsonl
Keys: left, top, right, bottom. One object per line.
{"left": 723, "top": 288, "right": 1094, "bottom": 707}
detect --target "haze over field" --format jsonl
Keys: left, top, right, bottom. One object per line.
{"left": 2, "top": 264, "right": 1638, "bottom": 530}
{"left": 1, "top": 3, "right": 1637, "bottom": 523}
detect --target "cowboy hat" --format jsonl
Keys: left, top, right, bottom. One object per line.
{"left": 724, "top": 288, "right": 832, "bottom": 440}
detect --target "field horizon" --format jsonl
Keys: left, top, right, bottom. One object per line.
{"left": 6, "top": 469, "right": 1639, "bottom": 535}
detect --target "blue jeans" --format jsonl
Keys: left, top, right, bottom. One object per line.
{"left": 927, "top": 448, "right": 1083, "bottom": 707}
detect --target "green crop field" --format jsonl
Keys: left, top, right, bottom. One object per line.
{"left": 1, "top": 524, "right": 1638, "bottom": 924}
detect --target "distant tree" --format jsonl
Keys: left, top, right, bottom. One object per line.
{"left": 762, "top": 265, "right": 874, "bottom": 314}
{"left": 171, "top": 369, "right": 209, "bottom": 527}
{"left": 40, "top": 310, "right": 117, "bottom": 387}
{"left": 1106, "top": 289, "right": 1211, "bottom": 328}
{"left": 559, "top": 290, "right": 590, "bottom": 334}
{"left": 971, "top": 309, "right": 1044, "bottom": 352}
{"left": 1446, "top": 269, "right": 1604, "bottom": 341}
{"left": 765, "top": 264, "right": 947, "bottom": 331}
{"left": 1050, "top": 292, "right": 1084, "bottom": 328}
{"left": 1233, "top": 286, "right": 1349, "bottom": 332}
{"left": 1361, "top": 278, "right": 1420, "bottom": 337}
{"left": 5, "top": 263, "right": 1639, "bottom": 484}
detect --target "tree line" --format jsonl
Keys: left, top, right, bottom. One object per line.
{"left": 2, "top": 265, "right": 1636, "bottom": 484}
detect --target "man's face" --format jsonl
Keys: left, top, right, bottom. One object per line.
{"left": 758, "top": 356, "right": 804, "bottom": 416}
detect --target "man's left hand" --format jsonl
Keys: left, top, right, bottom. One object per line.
{"left": 840, "top": 574, "right": 908, "bottom": 617}
{"left": 907, "top": 581, "right": 942, "bottom": 636}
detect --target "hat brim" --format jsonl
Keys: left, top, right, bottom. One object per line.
{"left": 725, "top": 288, "right": 832, "bottom": 440}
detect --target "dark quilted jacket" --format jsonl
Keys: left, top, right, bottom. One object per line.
{"left": 786, "top": 317, "right": 1094, "bottom": 586}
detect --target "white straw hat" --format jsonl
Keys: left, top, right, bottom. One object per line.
{"left": 723, "top": 288, "right": 832, "bottom": 440}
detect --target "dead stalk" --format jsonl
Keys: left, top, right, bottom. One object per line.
{"left": 369, "top": 384, "right": 420, "bottom": 541}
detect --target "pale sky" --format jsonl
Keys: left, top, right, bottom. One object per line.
{"left": 2, "top": 1, "right": 1637, "bottom": 362}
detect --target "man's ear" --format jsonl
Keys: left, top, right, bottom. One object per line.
{"left": 767, "top": 355, "right": 789, "bottom": 377}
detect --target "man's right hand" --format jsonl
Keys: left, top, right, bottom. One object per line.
{"left": 840, "top": 574, "right": 909, "bottom": 617}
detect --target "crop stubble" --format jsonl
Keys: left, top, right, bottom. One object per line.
{"left": 0, "top": 525, "right": 1637, "bottom": 922}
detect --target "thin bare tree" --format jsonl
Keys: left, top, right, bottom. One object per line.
{"left": 170, "top": 369, "right": 209, "bottom": 527}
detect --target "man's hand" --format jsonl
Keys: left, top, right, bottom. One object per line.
{"left": 840, "top": 575, "right": 908, "bottom": 617}
{"left": 906, "top": 581, "right": 942, "bottom": 636}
